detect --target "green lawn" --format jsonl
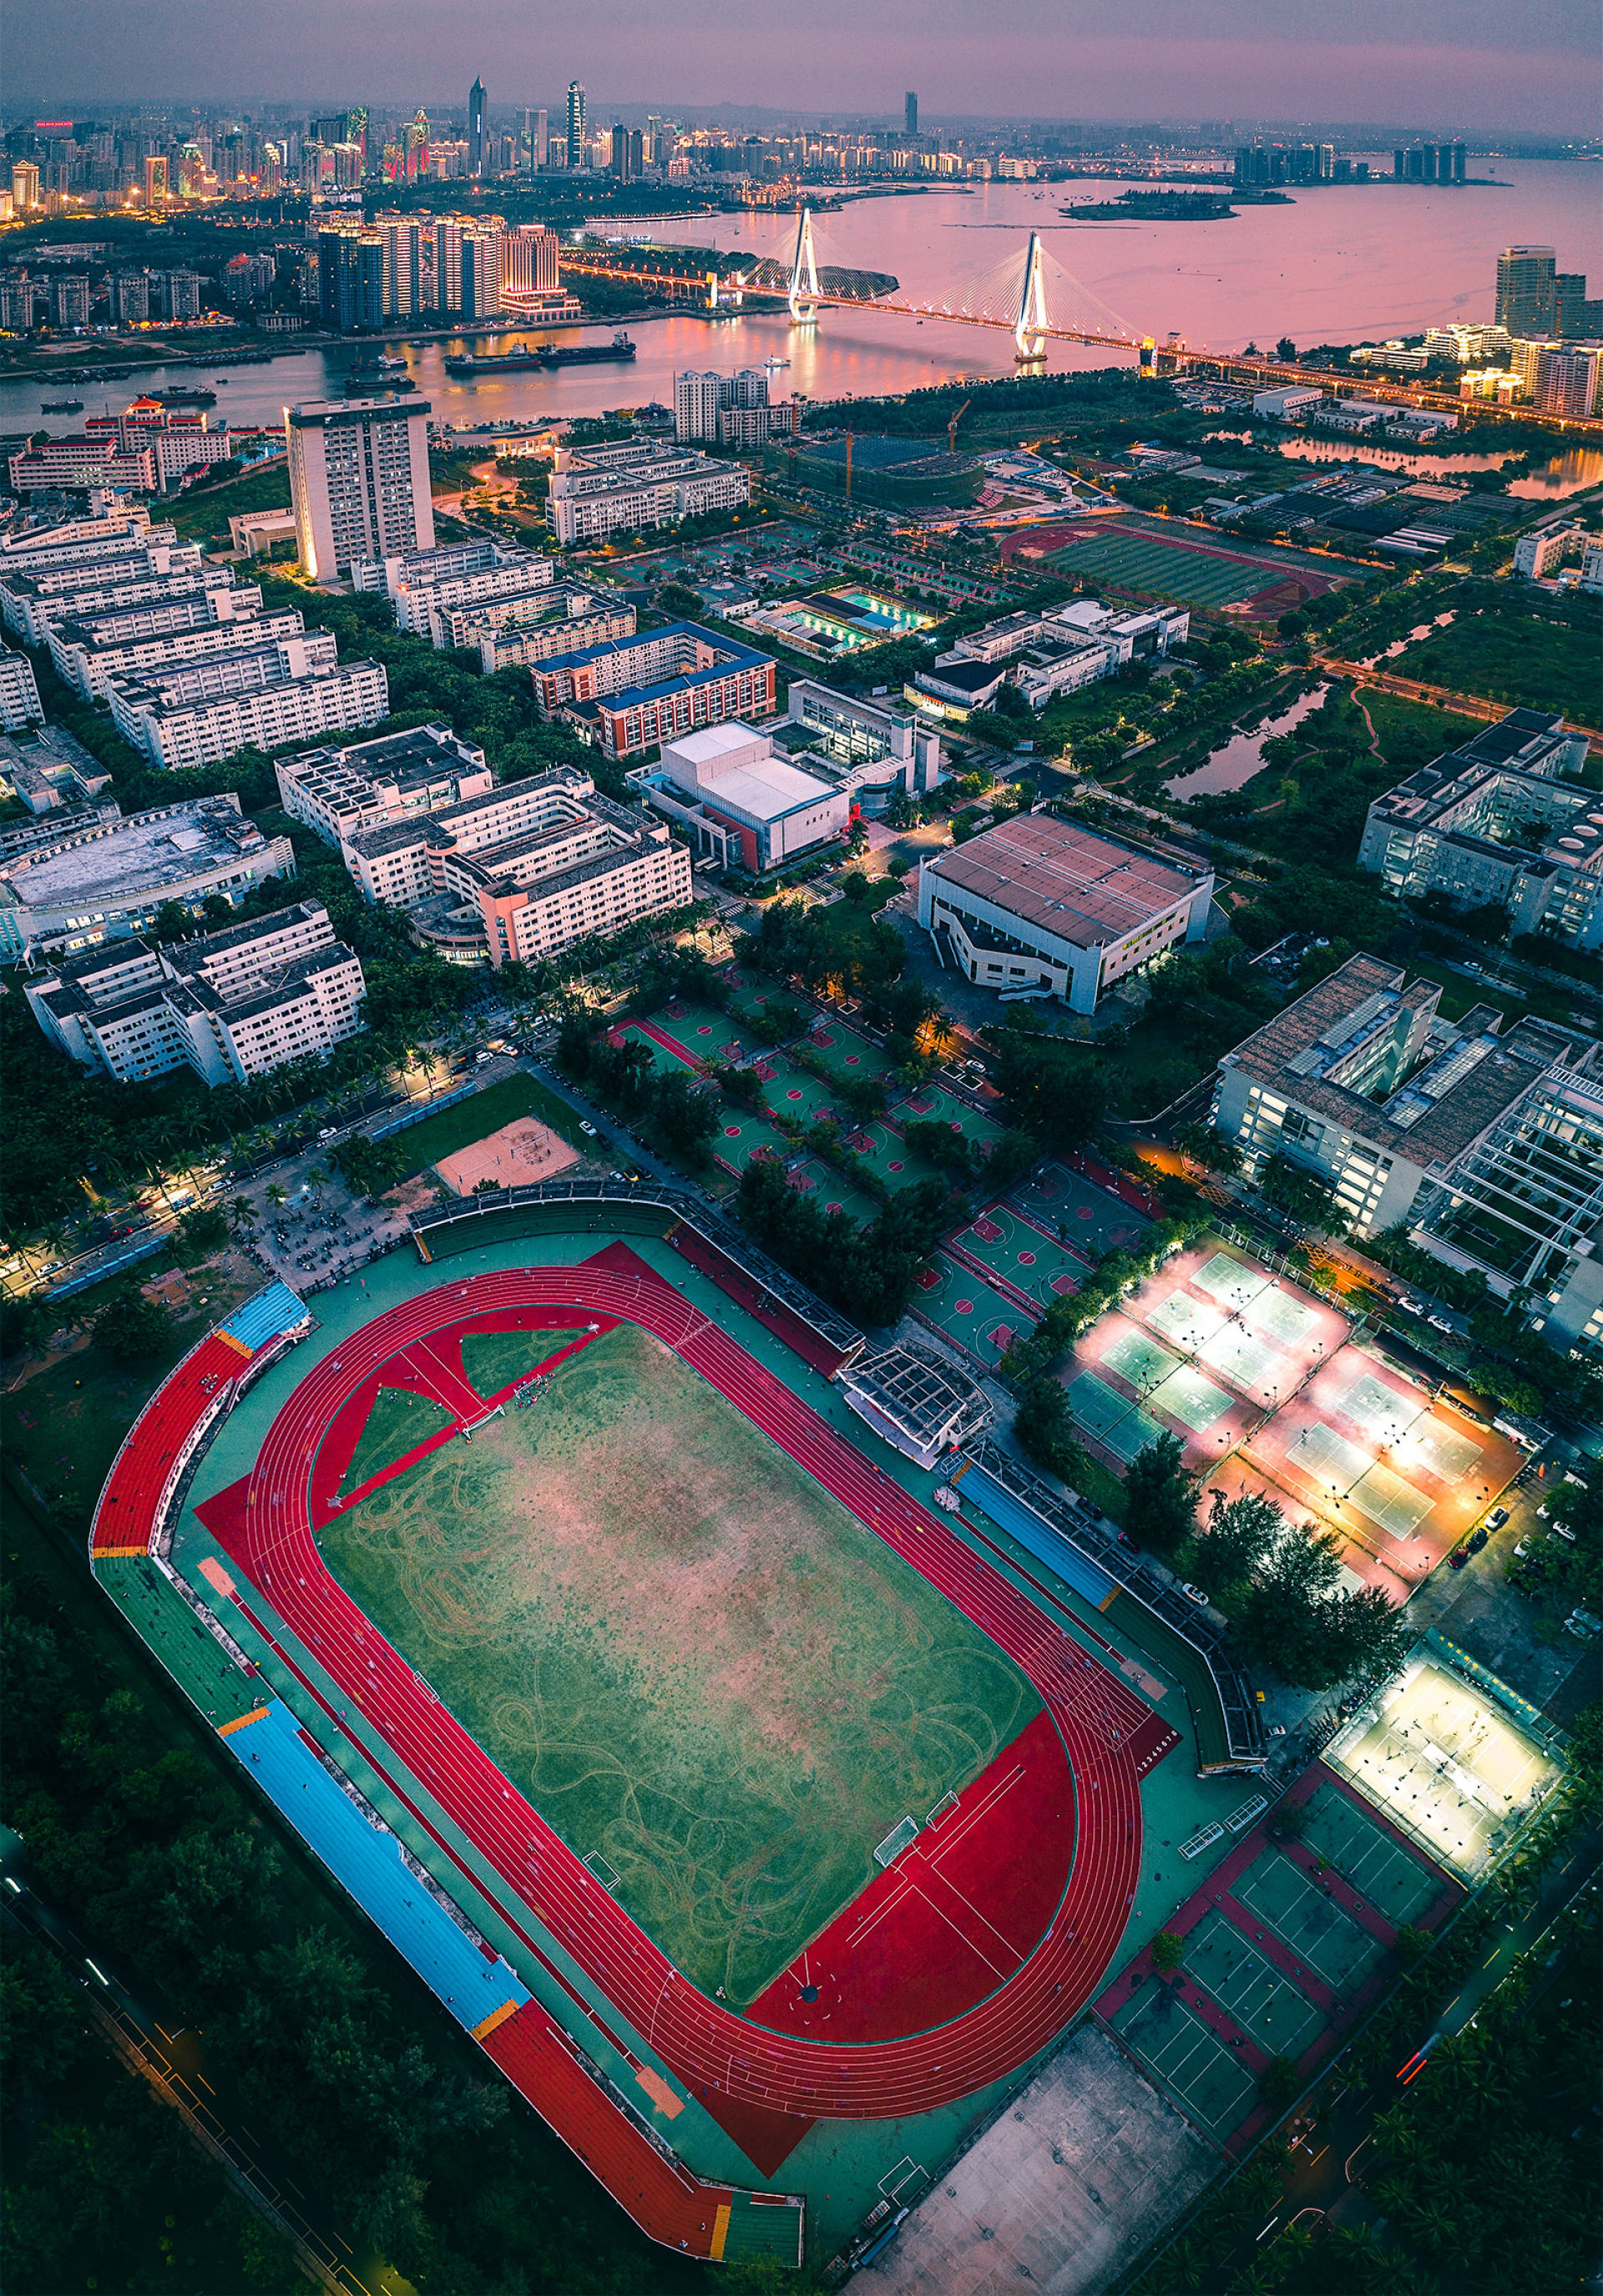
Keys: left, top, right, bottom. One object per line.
{"left": 1358, "top": 689, "right": 1484, "bottom": 770}
{"left": 339, "top": 1386, "right": 455, "bottom": 1494}
{"left": 316, "top": 1320, "right": 1039, "bottom": 2001}
{"left": 167, "top": 458, "right": 291, "bottom": 545}
{"left": 1388, "top": 604, "right": 1603, "bottom": 727}
{"left": 389, "top": 1073, "right": 588, "bottom": 1177}
{"left": 460, "top": 1326, "right": 585, "bottom": 1398}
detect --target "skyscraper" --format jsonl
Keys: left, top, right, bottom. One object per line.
{"left": 567, "top": 81, "right": 586, "bottom": 169}
{"left": 610, "top": 124, "right": 628, "bottom": 177}
{"left": 468, "top": 78, "right": 487, "bottom": 178}
{"left": 286, "top": 397, "right": 435, "bottom": 579}
{"left": 905, "top": 91, "right": 918, "bottom": 136}
{"left": 1496, "top": 246, "right": 1557, "bottom": 335}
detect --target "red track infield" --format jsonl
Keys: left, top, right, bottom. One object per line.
{"left": 203, "top": 1247, "right": 1150, "bottom": 2129}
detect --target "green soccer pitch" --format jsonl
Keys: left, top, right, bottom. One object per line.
{"left": 316, "top": 1321, "right": 1040, "bottom": 2001}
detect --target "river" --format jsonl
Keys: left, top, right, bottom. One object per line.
{"left": 2, "top": 159, "right": 1597, "bottom": 437}
{"left": 1165, "top": 684, "right": 1330, "bottom": 799}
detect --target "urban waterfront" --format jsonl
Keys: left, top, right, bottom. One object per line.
{"left": 3, "top": 160, "right": 1598, "bottom": 440}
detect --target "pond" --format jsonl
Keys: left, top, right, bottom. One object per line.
{"left": 1165, "top": 684, "right": 1329, "bottom": 798}
{"left": 1358, "top": 611, "right": 1457, "bottom": 670}
{"left": 1270, "top": 437, "right": 1603, "bottom": 498}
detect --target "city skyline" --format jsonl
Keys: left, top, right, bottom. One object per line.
{"left": 6, "top": 0, "right": 1601, "bottom": 135}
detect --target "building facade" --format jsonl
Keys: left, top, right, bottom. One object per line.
{"left": 630, "top": 722, "right": 850, "bottom": 872}
{"left": 545, "top": 438, "right": 750, "bottom": 545}
{"left": 26, "top": 899, "right": 366, "bottom": 1088}
{"left": 528, "top": 620, "right": 776, "bottom": 759}
{"left": 286, "top": 397, "right": 434, "bottom": 579}
{"left": 1357, "top": 707, "right": 1601, "bottom": 950}
{"left": 918, "top": 812, "right": 1213, "bottom": 1014}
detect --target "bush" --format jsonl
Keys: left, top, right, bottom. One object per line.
{"left": 91, "top": 1287, "right": 173, "bottom": 1363}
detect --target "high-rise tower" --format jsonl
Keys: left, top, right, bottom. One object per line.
{"left": 468, "top": 78, "right": 487, "bottom": 178}
{"left": 567, "top": 81, "right": 586, "bottom": 169}
{"left": 905, "top": 91, "right": 918, "bottom": 137}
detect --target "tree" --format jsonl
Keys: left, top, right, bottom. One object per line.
{"left": 1013, "top": 1377, "right": 1090, "bottom": 1486}
{"left": 650, "top": 1069, "right": 719, "bottom": 1162}
{"left": 91, "top": 1287, "right": 173, "bottom": 1362}
{"left": 1124, "top": 1433, "right": 1199, "bottom": 1555}
{"left": 1275, "top": 337, "right": 1297, "bottom": 362}
{"left": 1259, "top": 2054, "right": 1302, "bottom": 2111}
{"left": 1175, "top": 1121, "right": 1243, "bottom": 1176}
{"left": 1150, "top": 1928, "right": 1186, "bottom": 1975}
{"left": 1391, "top": 1924, "right": 1432, "bottom": 1966}
{"left": 1197, "top": 1487, "right": 1284, "bottom": 1595}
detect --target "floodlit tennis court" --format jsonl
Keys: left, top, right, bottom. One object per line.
{"left": 1101, "top": 1328, "right": 1183, "bottom": 1394}
{"left": 1244, "top": 1287, "right": 1319, "bottom": 1348}
{"left": 1145, "top": 1290, "right": 1227, "bottom": 1353}
{"left": 1325, "top": 1656, "right": 1563, "bottom": 1881}
{"left": 1296, "top": 1783, "right": 1441, "bottom": 1926}
{"left": 1285, "top": 1422, "right": 1372, "bottom": 1494}
{"left": 1231, "top": 1849, "right": 1384, "bottom": 1995}
{"left": 1192, "top": 1252, "right": 1271, "bottom": 1311}
{"left": 1347, "top": 1463, "right": 1435, "bottom": 1539}
{"left": 913, "top": 1252, "right": 1035, "bottom": 1364}
{"left": 949, "top": 1204, "right": 1086, "bottom": 1307}
{"left": 1147, "top": 1365, "right": 1236, "bottom": 1436}
{"left": 1197, "top": 1322, "right": 1287, "bottom": 1403}
{"left": 1328, "top": 1368, "right": 1426, "bottom": 1449}
{"left": 1181, "top": 1907, "right": 1327, "bottom": 2059}
{"left": 1109, "top": 1975, "right": 1260, "bottom": 2134}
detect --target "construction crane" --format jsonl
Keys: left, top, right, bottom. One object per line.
{"left": 947, "top": 396, "right": 971, "bottom": 453}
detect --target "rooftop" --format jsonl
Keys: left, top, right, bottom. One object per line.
{"left": 0, "top": 796, "right": 274, "bottom": 914}
{"left": 926, "top": 813, "right": 1205, "bottom": 950}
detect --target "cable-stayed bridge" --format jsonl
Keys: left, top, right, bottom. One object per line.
{"left": 565, "top": 207, "right": 1136, "bottom": 357}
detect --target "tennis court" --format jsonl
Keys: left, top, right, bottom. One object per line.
{"left": 1014, "top": 1162, "right": 1152, "bottom": 1257}
{"left": 1064, "top": 1371, "right": 1170, "bottom": 1464}
{"left": 1192, "top": 1252, "right": 1271, "bottom": 1312}
{"left": 951, "top": 1204, "right": 1085, "bottom": 1308}
{"left": 1047, "top": 531, "right": 1282, "bottom": 609}
{"left": 1326, "top": 1657, "right": 1562, "bottom": 1881}
{"left": 1147, "top": 1364, "right": 1236, "bottom": 1437}
{"left": 913, "top": 1253, "right": 1036, "bottom": 1365}
{"left": 1100, "top": 1327, "right": 1182, "bottom": 1394}
{"left": 1197, "top": 1322, "right": 1290, "bottom": 1404}
{"left": 1181, "top": 1907, "right": 1327, "bottom": 2059}
{"left": 1296, "top": 1783, "right": 1441, "bottom": 1926}
{"left": 1145, "top": 1289, "right": 1226, "bottom": 1353}
{"left": 1327, "top": 1368, "right": 1426, "bottom": 1450}
{"left": 1231, "top": 1850, "right": 1383, "bottom": 1995}
{"left": 1109, "top": 1975, "right": 1260, "bottom": 2135}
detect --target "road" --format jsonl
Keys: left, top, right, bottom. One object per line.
{"left": 1212, "top": 1829, "right": 1599, "bottom": 2280}
{"left": 0, "top": 1833, "right": 403, "bottom": 2296}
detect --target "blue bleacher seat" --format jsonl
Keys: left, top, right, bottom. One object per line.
{"left": 223, "top": 1701, "right": 529, "bottom": 2031}
{"left": 221, "top": 1283, "right": 309, "bottom": 1357}
{"left": 960, "top": 1465, "right": 1117, "bottom": 1607}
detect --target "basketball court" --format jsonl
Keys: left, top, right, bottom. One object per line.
{"left": 845, "top": 1119, "right": 948, "bottom": 1189}
{"left": 756, "top": 1052, "right": 842, "bottom": 1128}
{"left": 1179, "top": 1906, "right": 1328, "bottom": 2059}
{"left": 947, "top": 1204, "right": 1086, "bottom": 1311}
{"left": 784, "top": 1156, "right": 882, "bottom": 1226}
{"left": 607, "top": 1021, "right": 700, "bottom": 1076}
{"left": 1109, "top": 1976, "right": 1260, "bottom": 2136}
{"left": 805, "top": 1023, "right": 899, "bottom": 1088}
{"left": 648, "top": 999, "right": 756, "bottom": 1069}
{"left": 1230, "top": 1849, "right": 1384, "bottom": 1996}
{"left": 1013, "top": 1162, "right": 1153, "bottom": 1259}
{"left": 1324, "top": 1655, "right": 1563, "bottom": 1881}
{"left": 894, "top": 1084, "right": 1005, "bottom": 1151}
{"left": 913, "top": 1253, "right": 1036, "bottom": 1366}
{"left": 712, "top": 1108, "right": 793, "bottom": 1176}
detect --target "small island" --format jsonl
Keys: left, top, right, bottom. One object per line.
{"left": 1060, "top": 189, "right": 1292, "bottom": 221}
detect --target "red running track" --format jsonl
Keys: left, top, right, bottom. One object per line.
{"left": 214, "top": 1252, "right": 1148, "bottom": 2123}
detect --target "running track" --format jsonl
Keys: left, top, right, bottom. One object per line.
{"left": 207, "top": 1252, "right": 1148, "bottom": 2126}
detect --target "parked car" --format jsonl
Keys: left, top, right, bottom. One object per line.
{"left": 1548, "top": 1521, "right": 1576, "bottom": 1545}
{"left": 1564, "top": 1611, "right": 1600, "bottom": 1641}
{"left": 579, "top": 1120, "right": 598, "bottom": 1137}
{"left": 1448, "top": 1545, "right": 1470, "bottom": 1570}
{"left": 1483, "top": 1506, "right": 1509, "bottom": 1532}
{"left": 1177, "top": 1581, "right": 1210, "bottom": 1607}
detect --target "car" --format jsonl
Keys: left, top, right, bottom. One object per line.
{"left": 317, "top": 1125, "right": 338, "bottom": 1141}
{"left": 1564, "top": 1613, "right": 1600, "bottom": 1641}
{"left": 1448, "top": 1545, "right": 1470, "bottom": 1570}
{"left": 1548, "top": 1521, "right": 1576, "bottom": 1545}
{"left": 1568, "top": 1607, "right": 1603, "bottom": 1636}
{"left": 579, "top": 1120, "right": 598, "bottom": 1137}
{"left": 1177, "top": 1581, "right": 1210, "bottom": 1606}
{"left": 1515, "top": 1539, "right": 1531, "bottom": 1559}
{"left": 108, "top": 1221, "right": 136, "bottom": 1240}
{"left": 1537, "top": 1502, "right": 1550, "bottom": 1518}
{"left": 1484, "top": 1507, "right": 1509, "bottom": 1533}
{"left": 1466, "top": 1525, "right": 1489, "bottom": 1555}
{"left": 474, "top": 1049, "right": 494, "bottom": 1065}
{"left": 1427, "top": 1313, "right": 1455, "bottom": 1333}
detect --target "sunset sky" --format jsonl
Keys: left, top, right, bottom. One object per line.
{"left": 7, "top": 0, "right": 1600, "bottom": 133}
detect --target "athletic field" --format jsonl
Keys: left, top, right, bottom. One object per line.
{"left": 1047, "top": 531, "right": 1282, "bottom": 609}
{"left": 316, "top": 1321, "right": 1039, "bottom": 2001}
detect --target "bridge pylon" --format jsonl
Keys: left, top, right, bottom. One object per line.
{"left": 1014, "top": 229, "right": 1049, "bottom": 363}
{"left": 788, "top": 205, "right": 821, "bottom": 326}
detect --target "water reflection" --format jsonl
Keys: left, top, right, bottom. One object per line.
{"left": 1166, "top": 684, "right": 1329, "bottom": 798}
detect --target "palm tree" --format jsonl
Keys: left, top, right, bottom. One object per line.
{"left": 265, "top": 1183, "right": 288, "bottom": 1211}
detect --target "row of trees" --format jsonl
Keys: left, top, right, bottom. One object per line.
{"left": 2, "top": 1555, "right": 693, "bottom": 2293}
{"left": 736, "top": 1154, "right": 953, "bottom": 1328}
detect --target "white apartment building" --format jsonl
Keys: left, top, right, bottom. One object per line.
{"left": 0, "top": 543, "right": 224, "bottom": 645}
{"left": 48, "top": 596, "right": 295, "bottom": 701}
{"left": 275, "top": 724, "right": 493, "bottom": 847}
{"left": 1211, "top": 952, "right": 1603, "bottom": 1353}
{"left": 26, "top": 899, "right": 367, "bottom": 1089}
{"left": 336, "top": 765, "right": 692, "bottom": 968}
{"left": 286, "top": 397, "right": 435, "bottom": 579}
{"left": 472, "top": 593, "right": 635, "bottom": 673}
{"left": 1358, "top": 707, "right": 1602, "bottom": 950}
{"left": 917, "top": 812, "right": 1213, "bottom": 1014}
{"left": 0, "top": 645, "right": 42, "bottom": 730}
{"left": 545, "top": 438, "right": 750, "bottom": 545}
{"left": 392, "top": 549, "right": 555, "bottom": 648}
{"left": 0, "top": 792, "right": 295, "bottom": 961}
{"left": 1514, "top": 523, "right": 1588, "bottom": 580}
{"left": 109, "top": 645, "right": 389, "bottom": 771}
